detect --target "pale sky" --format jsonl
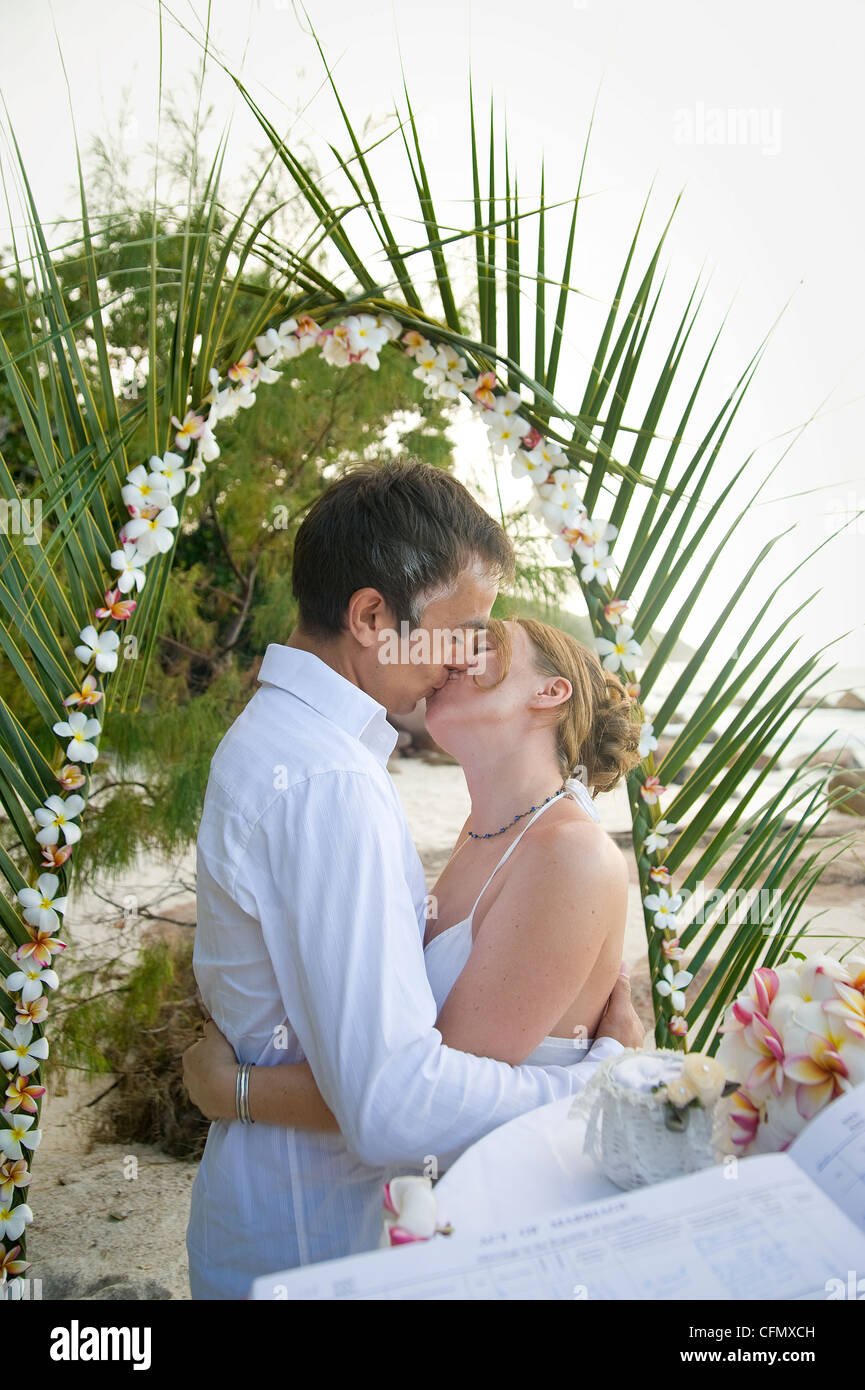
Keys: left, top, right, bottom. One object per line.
{"left": 2, "top": 0, "right": 863, "bottom": 674}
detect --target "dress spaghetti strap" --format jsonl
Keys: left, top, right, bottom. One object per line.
{"left": 463, "top": 777, "right": 599, "bottom": 930}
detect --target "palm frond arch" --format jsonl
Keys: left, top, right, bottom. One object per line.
{"left": 0, "top": 41, "right": 854, "bottom": 1282}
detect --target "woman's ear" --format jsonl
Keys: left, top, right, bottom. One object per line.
{"left": 527, "top": 676, "right": 572, "bottom": 710}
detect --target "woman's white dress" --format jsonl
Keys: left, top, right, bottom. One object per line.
{"left": 423, "top": 776, "right": 601, "bottom": 1066}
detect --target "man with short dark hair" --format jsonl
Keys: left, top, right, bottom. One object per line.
{"left": 187, "top": 458, "right": 640, "bottom": 1299}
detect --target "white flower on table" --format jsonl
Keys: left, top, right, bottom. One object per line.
{"left": 74, "top": 625, "right": 120, "bottom": 674}
{"left": 0, "top": 1027, "right": 49, "bottom": 1083}
{"left": 655, "top": 963, "right": 693, "bottom": 1013}
{"left": 52, "top": 711, "right": 101, "bottom": 764}
{"left": 34, "top": 794, "right": 86, "bottom": 847}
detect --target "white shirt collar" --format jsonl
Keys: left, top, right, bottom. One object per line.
{"left": 257, "top": 644, "right": 398, "bottom": 765}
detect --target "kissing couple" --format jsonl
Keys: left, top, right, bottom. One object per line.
{"left": 183, "top": 458, "right": 646, "bottom": 1299}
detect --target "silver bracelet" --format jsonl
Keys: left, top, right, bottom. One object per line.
{"left": 236, "top": 1062, "right": 255, "bottom": 1124}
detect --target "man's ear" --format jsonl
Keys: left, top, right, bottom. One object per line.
{"left": 527, "top": 676, "right": 572, "bottom": 710}
{"left": 346, "top": 588, "right": 395, "bottom": 649}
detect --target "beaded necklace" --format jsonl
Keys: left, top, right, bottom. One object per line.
{"left": 467, "top": 783, "right": 568, "bottom": 840}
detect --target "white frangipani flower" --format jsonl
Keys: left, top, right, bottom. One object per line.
{"left": 33, "top": 794, "right": 86, "bottom": 847}
{"left": 376, "top": 313, "right": 402, "bottom": 341}
{"left": 5, "top": 962, "right": 59, "bottom": 1002}
{"left": 580, "top": 548, "right": 617, "bottom": 586}
{"left": 344, "top": 314, "right": 389, "bottom": 363}
{"left": 643, "top": 887, "right": 684, "bottom": 930}
{"left": 16, "top": 874, "right": 67, "bottom": 932}
{"left": 595, "top": 623, "right": 642, "bottom": 671}
{"left": 511, "top": 449, "right": 551, "bottom": 482}
{"left": 148, "top": 452, "right": 187, "bottom": 497}
{"left": 74, "top": 625, "right": 120, "bottom": 673}
{"left": 124, "top": 505, "right": 179, "bottom": 559}
{"left": 0, "top": 1108, "right": 42, "bottom": 1157}
{"left": 254, "top": 318, "right": 298, "bottom": 362}
{"left": 574, "top": 516, "right": 618, "bottom": 556}
{"left": 655, "top": 962, "right": 693, "bottom": 1013}
{"left": 120, "top": 465, "right": 171, "bottom": 516}
{"left": 0, "top": 1026, "right": 49, "bottom": 1083}
{"left": 527, "top": 440, "right": 565, "bottom": 471}
{"left": 643, "top": 820, "right": 680, "bottom": 854}
{"left": 184, "top": 459, "right": 207, "bottom": 498}
{"left": 52, "top": 710, "right": 102, "bottom": 764}
{"left": 540, "top": 467, "right": 580, "bottom": 501}
{"left": 639, "top": 722, "right": 658, "bottom": 758}
{"left": 487, "top": 409, "right": 529, "bottom": 454}
{"left": 109, "top": 542, "right": 148, "bottom": 594}
{"left": 0, "top": 1200, "right": 33, "bottom": 1242}
{"left": 205, "top": 367, "right": 239, "bottom": 422}
{"left": 541, "top": 495, "right": 584, "bottom": 530}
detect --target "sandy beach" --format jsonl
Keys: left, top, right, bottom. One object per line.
{"left": 28, "top": 740, "right": 865, "bottom": 1300}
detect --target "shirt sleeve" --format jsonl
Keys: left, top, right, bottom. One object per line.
{"left": 236, "top": 769, "right": 623, "bottom": 1167}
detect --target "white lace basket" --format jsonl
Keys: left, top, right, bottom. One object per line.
{"left": 569, "top": 1047, "right": 721, "bottom": 1191}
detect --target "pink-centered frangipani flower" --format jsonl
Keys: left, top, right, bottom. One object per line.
{"left": 743, "top": 1013, "right": 786, "bottom": 1098}
{"left": 95, "top": 589, "right": 136, "bottom": 621}
{"left": 171, "top": 411, "right": 206, "bottom": 451}
{"left": 728, "top": 1088, "right": 762, "bottom": 1149}
{"left": 15, "top": 925, "right": 66, "bottom": 970}
{"left": 14, "top": 997, "right": 48, "bottom": 1028}
{"left": 0, "top": 1156, "right": 32, "bottom": 1199}
{"left": 0, "top": 1241, "right": 29, "bottom": 1283}
{"left": 62, "top": 674, "right": 103, "bottom": 709}
{"left": 640, "top": 775, "right": 666, "bottom": 805}
{"left": 41, "top": 843, "right": 73, "bottom": 870}
{"left": 785, "top": 1031, "right": 851, "bottom": 1120}
{"left": 668, "top": 1015, "right": 688, "bottom": 1038}
{"left": 649, "top": 865, "right": 671, "bottom": 886}
{"left": 472, "top": 371, "right": 497, "bottom": 409}
{"left": 4, "top": 1075, "right": 46, "bottom": 1117}
{"left": 822, "top": 981, "right": 865, "bottom": 1042}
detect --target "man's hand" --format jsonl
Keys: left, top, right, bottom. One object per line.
{"left": 182, "top": 1019, "right": 239, "bottom": 1120}
{"left": 596, "top": 962, "right": 645, "bottom": 1050}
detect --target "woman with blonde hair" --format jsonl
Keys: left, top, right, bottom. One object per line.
{"left": 184, "top": 614, "right": 642, "bottom": 1120}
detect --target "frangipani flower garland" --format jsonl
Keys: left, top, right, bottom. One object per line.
{"left": 0, "top": 308, "right": 685, "bottom": 1293}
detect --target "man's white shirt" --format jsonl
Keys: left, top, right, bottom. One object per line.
{"left": 187, "top": 644, "right": 623, "bottom": 1298}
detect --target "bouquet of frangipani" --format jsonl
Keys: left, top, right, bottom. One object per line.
{"left": 715, "top": 953, "right": 865, "bottom": 1156}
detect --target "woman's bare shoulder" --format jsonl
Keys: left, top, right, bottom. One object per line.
{"left": 505, "top": 808, "right": 629, "bottom": 902}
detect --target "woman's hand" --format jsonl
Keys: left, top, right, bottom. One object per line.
{"left": 183, "top": 1018, "right": 239, "bottom": 1121}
